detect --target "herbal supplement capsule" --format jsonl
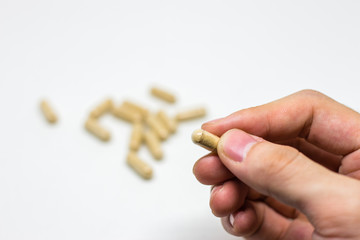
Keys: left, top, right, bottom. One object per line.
{"left": 150, "top": 87, "right": 176, "bottom": 103}
{"left": 127, "top": 151, "right": 153, "bottom": 180}
{"left": 112, "top": 104, "right": 142, "bottom": 123}
{"left": 192, "top": 129, "right": 219, "bottom": 151}
{"left": 85, "top": 118, "right": 111, "bottom": 141}
{"left": 40, "top": 100, "right": 58, "bottom": 123}
{"left": 129, "top": 121, "right": 143, "bottom": 151}
{"left": 90, "top": 99, "right": 113, "bottom": 118}
{"left": 144, "top": 130, "right": 163, "bottom": 160}
{"left": 123, "top": 100, "right": 149, "bottom": 119}
{"left": 175, "top": 107, "right": 206, "bottom": 121}
{"left": 146, "top": 114, "right": 169, "bottom": 140}
{"left": 157, "top": 110, "right": 177, "bottom": 133}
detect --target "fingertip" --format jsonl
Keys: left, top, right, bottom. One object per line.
{"left": 202, "top": 111, "right": 243, "bottom": 136}
{"left": 201, "top": 123, "right": 218, "bottom": 135}
{"left": 210, "top": 180, "right": 248, "bottom": 217}
{"left": 232, "top": 203, "right": 258, "bottom": 235}
{"left": 201, "top": 117, "right": 228, "bottom": 137}
{"left": 193, "top": 154, "right": 234, "bottom": 185}
{"left": 202, "top": 118, "right": 223, "bottom": 128}
{"left": 193, "top": 153, "right": 216, "bottom": 184}
{"left": 221, "top": 202, "right": 259, "bottom": 237}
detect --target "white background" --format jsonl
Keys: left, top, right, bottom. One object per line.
{"left": 1, "top": 1, "right": 360, "bottom": 240}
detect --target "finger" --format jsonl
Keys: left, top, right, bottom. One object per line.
{"left": 203, "top": 90, "right": 360, "bottom": 156}
{"left": 276, "top": 137, "right": 342, "bottom": 172}
{"left": 210, "top": 180, "right": 248, "bottom": 217}
{"left": 339, "top": 148, "right": 360, "bottom": 179}
{"left": 221, "top": 201, "right": 313, "bottom": 239}
{"left": 247, "top": 189, "right": 299, "bottom": 219}
{"left": 193, "top": 153, "right": 234, "bottom": 185}
{"left": 264, "top": 197, "right": 299, "bottom": 219}
{"left": 217, "top": 129, "right": 360, "bottom": 237}
{"left": 193, "top": 151, "right": 301, "bottom": 219}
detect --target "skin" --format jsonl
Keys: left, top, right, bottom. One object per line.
{"left": 193, "top": 90, "right": 360, "bottom": 240}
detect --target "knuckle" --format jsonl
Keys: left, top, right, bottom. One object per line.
{"left": 249, "top": 143, "right": 302, "bottom": 195}
{"left": 269, "top": 145, "right": 301, "bottom": 174}
{"left": 297, "top": 89, "right": 324, "bottom": 98}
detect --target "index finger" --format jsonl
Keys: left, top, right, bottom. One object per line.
{"left": 203, "top": 90, "right": 360, "bottom": 155}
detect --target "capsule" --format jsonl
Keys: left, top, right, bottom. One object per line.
{"left": 192, "top": 129, "right": 219, "bottom": 151}
{"left": 127, "top": 151, "right": 153, "bottom": 179}
{"left": 123, "top": 100, "right": 149, "bottom": 119}
{"left": 40, "top": 100, "right": 58, "bottom": 123}
{"left": 157, "top": 110, "right": 177, "bottom": 133}
{"left": 85, "top": 118, "right": 111, "bottom": 141}
{"left": 144, "top": 130, "right": 163, "bottom": 160}
{"left": 176, "top": 107, "right": 206, "bottom": 121}
{"left": 112, "top": 104, "right": 142, "bottom": 123}
{"left": 146, "top": 114, "right": 169, "bottom": 140}
{"left": 129, "top": 121, "right": 143, "bottom": 151}
{"left": 150, "top": 87, "right": 176, "bottom": 103}
{"left": 90, "top": 98, "right": 113, "bottom": 118}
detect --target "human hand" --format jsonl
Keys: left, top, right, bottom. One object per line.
{"left": 193, "top": 90, "right": 360, "bottom": 240}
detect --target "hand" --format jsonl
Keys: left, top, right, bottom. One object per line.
{"left": 193, "top": 90, "right": 360, "bottom": 240}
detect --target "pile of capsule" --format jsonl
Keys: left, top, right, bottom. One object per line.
{"left": 84, "top": 87, "right": 206, "bottom": 180}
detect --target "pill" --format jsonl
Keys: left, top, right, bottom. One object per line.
{"left": 40, "top": 100, "right": 58, "bottom": 123}
{"left": 192, "top": 129, "right": 219, "bottom": 151}
{"left": 90, "top": 99, "right": 113, "bottom": 118}
{"left": 150, "top": 87, "right": 176, "bottom": 103}
{"left": 144, "top": 130, "right": 163, "bottom": 160}
{"left": 157, "top": 110, "right": 177, "bottom": 133}
{"left": 127, "top": 151, "right": 153, "bottom": 179}
{"left": 176, "top": 107, "right": 206, "bottom": 121}
{"left": 146, "top": 114, "right": 169, "bottom": 140}
{"left": 85, "top": 118, "right": 111, "bottom": 141}
{"left": 123, "top": 100, "right": 149, "bottom": 119}
{"left": 129, "top": 121, "right": 143, "bottom": 151}
{"left": 112, "top": 104, "right": 142, "bottom": 123}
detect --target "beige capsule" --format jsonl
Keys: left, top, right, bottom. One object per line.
{"left": 112, "top": 104, "right": 142, "bottom": 123}
{"left": 150, "top": 87, "right": 176, "bottom": 103}
{"left": 144, "top": 130, "right": 163, "bottom": 160}
{"left": 40, "top": 100, "right": 58, "bottom": 123}
{"left": 127, "top": 151, "right": 153, "bottom": 179}
{"left": 129, "top": 121, "right": 143, "bottom": 151}
{"left": 122, "top": 100, "right": 149, "bottom": 119}
{"left": 157, "top": 110, "right": 177, "bottom": 133}
{"left": 192, "top": 129, "right": 219, "bottom": 151}
{"left": 90, "top": 99, "right": 113, "bottom": 118}
{"left": 85, "top": 118, "right": 111, "bottom": 141}
{"left": 176, "top": 107, "right": 206, "bottom": 121}
{"left": 146, "top": 114, "right": 169, "bottom": 140}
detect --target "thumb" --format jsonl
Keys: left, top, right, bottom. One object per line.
{"left": 217, "top": 129, "right": 360, "bottom": 223}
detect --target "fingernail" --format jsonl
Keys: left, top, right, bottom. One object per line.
{"left": 221, "top": 129, "right": 259, "bottom": 162}
{"left": 210, "top": 185, "right": 222, "bottom": 195}
{"left": 229, "top": 214, "right": 235, "bottom": 227}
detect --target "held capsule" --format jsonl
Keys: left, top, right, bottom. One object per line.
{"left": 192, "top": 129, "right": 219, "bottom": 151}
{"left": 157, "top": 110, "right": 177, "bottom": 133}
{"left": 129, "top": 121, "right": 143, "bottom": 151}
{"left": 144, "top": 130, "right": 163, "bottom": 160}
{"left": 40, "top": 100, "right": 58, "bottom": 123}
{"left": 90, "top": 98, "right": 113, "bottom": 118}
{"left": 127, "top": 151, "right": 153, "bottom": 179}
{"left": 85, "top": 118, "right": 111, "bottom": 141}
{"left": 176, "top": 107, "right": 206, "bottom": 121}
{"left": 150, "top": 87, "right": 176, "bottom": 103}
{"left": 146, "top": 114, "right": 169, "bottom": 141}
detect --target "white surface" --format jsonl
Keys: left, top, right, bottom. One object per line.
{"left": 1, "top": 1, "right": 360, "bottom": 239}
